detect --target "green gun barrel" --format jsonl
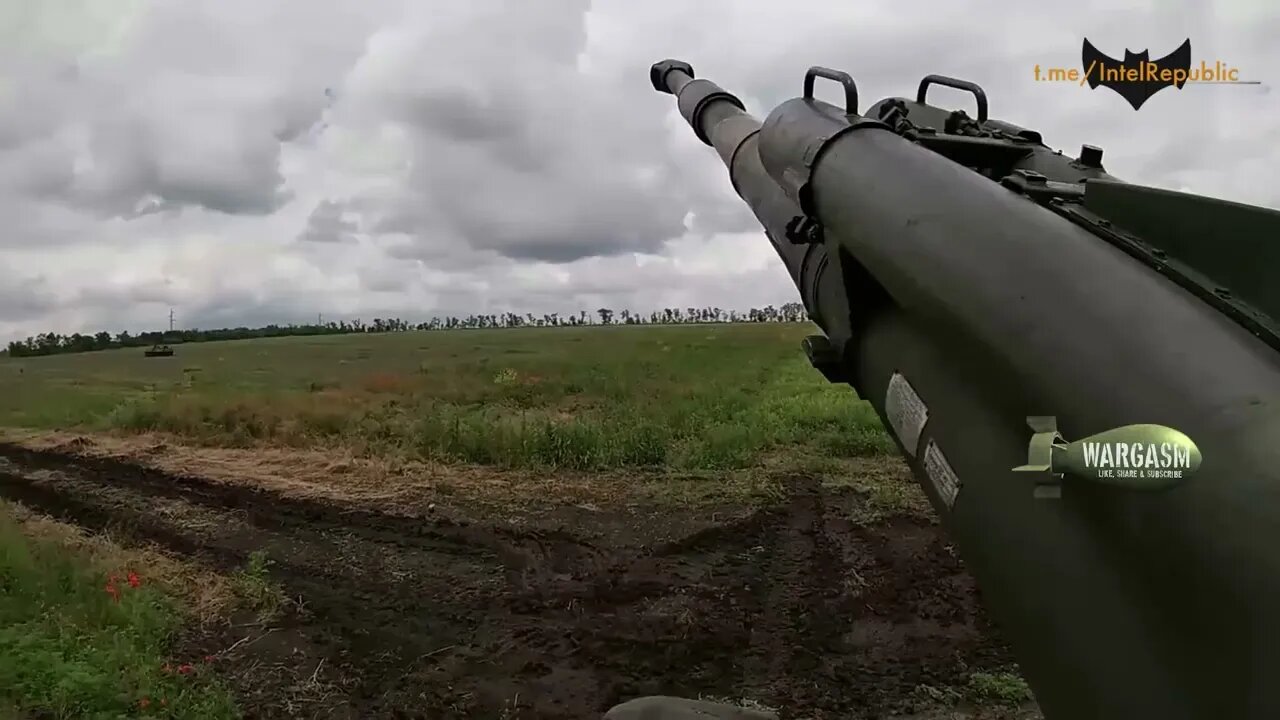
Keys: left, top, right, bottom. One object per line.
{"left": 652, "top": 58, "right": 1280, "bottom": 720}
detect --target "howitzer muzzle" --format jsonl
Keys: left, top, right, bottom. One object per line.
{"left": 649, "top": 59, "right": 850, "bottom": 346}
{"left": 650, "top": 60, "right": 745, "bottom": 146}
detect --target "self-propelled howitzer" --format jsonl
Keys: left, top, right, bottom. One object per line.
{"left": 649, "top": 59, "right": 1280, "bottom": 719}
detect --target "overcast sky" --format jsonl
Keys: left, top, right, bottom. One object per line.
{"left": 0, "top": 0, "right": 1275, "bottom": 342}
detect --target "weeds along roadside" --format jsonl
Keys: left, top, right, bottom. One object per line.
{"left": 0, "top": 501, "right": 285, "bottom": 719}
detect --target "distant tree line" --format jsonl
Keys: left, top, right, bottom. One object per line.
{"left": 3, "top": 303, "right": 808, "bottom": 358}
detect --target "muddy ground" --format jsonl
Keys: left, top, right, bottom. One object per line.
{"left": 0, "top": 439, "right": 1031, "bottom": 719}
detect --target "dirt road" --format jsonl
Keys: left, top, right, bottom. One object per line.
{"left": 0, "top": 441, "right": 1024, "bottom": 719}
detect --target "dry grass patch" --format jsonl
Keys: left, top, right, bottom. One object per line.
{"left": 0, "top": 429, "right": 675, "bottom": 510}
{"left": 1, "top": 428, "right": 919, "bottom": 518}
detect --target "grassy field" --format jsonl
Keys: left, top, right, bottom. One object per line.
{"left": 0, "top": 323, "right": 893, "bottom": 472}
{"left": 0, "top": 323, "right": 1038, "bottom": 719}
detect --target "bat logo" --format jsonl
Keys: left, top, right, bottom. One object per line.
{"left": 1081, "top": 38, "right": 1192, "bottom": 110}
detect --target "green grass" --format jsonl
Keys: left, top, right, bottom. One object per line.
{"left": 966, "top": 670, "right": 1035, "bottom": 706}
{"left": 0, "top": 323, "right": 893, "bottom": 471}
{"left": 0, "top": 505, "right": 237, "bottom": 719}
{"left": 912, "top": 669, "right": 1036, "bottom": 712}
{"left": 234, "top": 551, "right": 286, "bottom": 622}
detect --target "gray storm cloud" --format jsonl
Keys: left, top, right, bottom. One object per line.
{"left": 298, "top": 200, "right": 358, "bottom": 244}
{"left": 0, "top": 0, "right": 389, "bottom": 224}
{"left": 332, "top": 0, "right": 696, "bottom": 263}
{"left": 0, "top": 0, "right": 1277, "bottom": 343}
{"left": 0, "top": 271, "right": 58, "bottom": 321}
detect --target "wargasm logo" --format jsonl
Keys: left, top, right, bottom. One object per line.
{"left": 1013, "top": 416, "right": 1201, "bottom": 490}
{"left": 1079, "top": 439, "right": 1193, "bottom": 479}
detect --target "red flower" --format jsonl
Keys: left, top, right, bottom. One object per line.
{"left": 177, "top": 664, "right": 194, "bottom": 675}
{"left": 139, "top": 697, "right": 150, "bottom": 709}
{"left": 127, "top": 572, "right": 141, "bottom": 588}
{"left": 105, "top": 583, "right": 120, "bottom": 602}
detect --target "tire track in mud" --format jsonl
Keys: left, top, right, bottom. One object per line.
{"left": 0, "top": 442, "right": 1017, "bottom": 719}
{"left": 738, "top": 476, "right": 848, "bottom": 707}
{"left": 0, "top": 453, "right": 499, "bottom": 694}
{"left": 0, "top": 446, "right": 522, "bottom": 717}
{"left": 0, "top": 443, "right": 599, "bottom": 569}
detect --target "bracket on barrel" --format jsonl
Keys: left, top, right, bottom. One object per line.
{"left": 785, "top": 215, "right": 824, "bottom": 245}
{"left": 802, "top": 334, "right": 846, "bottom": 383}
{"left": 917, "top": 74, "right": 989, "bottom": 123}
{"left": 804, "top": 66, "right": 859, "bottom": 114}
